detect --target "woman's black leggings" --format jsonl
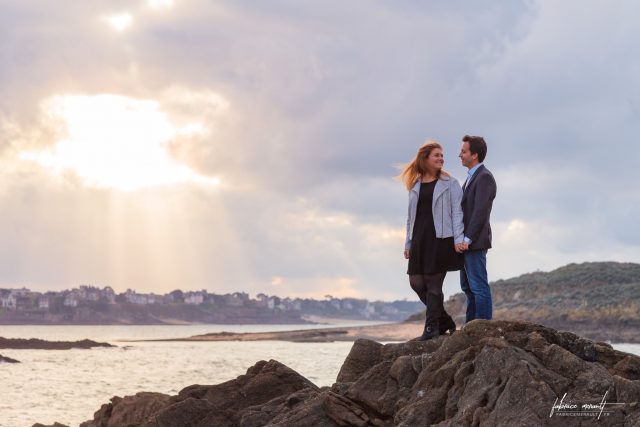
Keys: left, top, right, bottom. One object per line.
{"left": 409, "top": 272, "right": 446, "bottom": 303}
{"left": 409, "top": 272, "right": 453, "bottom": 330}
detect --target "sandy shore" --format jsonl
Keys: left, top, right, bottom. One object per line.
{"left": 138, "top": 321, "right": 426, "bottom": 343}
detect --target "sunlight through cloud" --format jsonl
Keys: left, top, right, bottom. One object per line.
{"left": 105, "top": 13, "right": 133, "bottom": 32}
{"left": 20, "top": 94, "right": 221, "bottom": 191}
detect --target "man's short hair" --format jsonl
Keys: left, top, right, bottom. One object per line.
{"left": 462, "top": 135, "right": 487, "bottom": 163}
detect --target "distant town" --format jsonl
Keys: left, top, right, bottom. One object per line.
{"left": 0, "top": 285, "right": 423, "bottom": 324}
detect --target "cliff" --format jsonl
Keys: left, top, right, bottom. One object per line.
{"left": 408, "top": 262, "right": 640, "bottom": 343}
{"left": 66, "top": 320, "right": 640, "bottom": 426}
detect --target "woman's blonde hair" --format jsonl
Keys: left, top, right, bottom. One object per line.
{"left": 398, "top": 140, "right": 450, "bottom": 190}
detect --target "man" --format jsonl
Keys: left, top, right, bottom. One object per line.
{"left": 457, "top": 135, "right": 497, "bottom": 322}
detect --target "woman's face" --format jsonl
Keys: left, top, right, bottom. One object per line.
{"left": 425, "top": 148, "right": 444, "bottom": 172}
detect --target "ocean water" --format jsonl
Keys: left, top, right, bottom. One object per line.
{"left": 1, "top": 325, "right": 638, "bottom": 427}
{"left": 0, "top": 324, "right": 368, "bottom": 427}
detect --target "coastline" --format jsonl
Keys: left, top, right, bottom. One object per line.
{"left": 134, "top": 320, "right": 640, "bottom": 344}
{"left": 132, "top": 321, "right": 439, "bottom": 343}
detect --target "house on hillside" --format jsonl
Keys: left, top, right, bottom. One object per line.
{"left": 124, "top": 289, "right": 149, "bottom": 305}
{"left": 102, "top": 287, "right": 116, "bottom": 304}
{"left": 64, "top": 294, "right": 79, "bottom": 307}
{"left": 1, "top": 292, "right": 17, "bottom": 310}
{"left": 255, "top": 293, "right": 269, "bottom": 307}
{"left": 78, "top": 285, "right": 101, "bottom": 301}
{"left": 225, "top": 292, "right": 247, "bottom": 307}
{"left": 38, "top": 296, "right": 50, "bottom": 310}
{"left": 184, "top": 292, "right": 204, "bottom": 305}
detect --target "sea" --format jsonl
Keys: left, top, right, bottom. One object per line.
{"left": 0, "top": 323, "right": 372, "bottom": 427}
{"left": 1, "top": 324, "right": 639, "bottom": 427}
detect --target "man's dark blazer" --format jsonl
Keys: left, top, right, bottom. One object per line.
{"left": 461, "top": 164, "right": 497, "bottom": 250}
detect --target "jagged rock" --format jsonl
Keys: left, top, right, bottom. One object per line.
{"left": 336, "top": 339, "right": 383, "bottom": 383}
{"left": 31, "top": 423, "right": 69, "bottom": 427}
{"left": 0, "top": 353, "right": 20, "bottom": 363}
{"left": 81, "top": 359, "right": 318, "bottom": 426}
{"left": 154, "top": 359, "right": 319, "bottom": 426}
{"left": 80, "top": 392, "right": 170, "bottom": 427}
{"left": 77, "top": 320, "right": 640, "bottom": 427}
{"left": 241, "top": 387, "right": 338, "bottom": 426}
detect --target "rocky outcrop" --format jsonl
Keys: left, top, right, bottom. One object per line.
{"left": 0, "top": 337, "right": 114, "bottom": 350}
{"left": 79, "top": 320, "right": 640, "bottom": 426}
{"left": 80, "top": 359, "right": 320, "bottom": 427}
{"left": 0, "top": 353, "right": 20, "bottom": 363}
{"left": 31, "top": 423, "right": 69, "bottom": 427}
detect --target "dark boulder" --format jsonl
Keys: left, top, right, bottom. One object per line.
{"left": 80, "top": 392, "right": 170, "bottom": 427}
{"left": 0, "top": 353, "right": 20, "bottom": 363}
{"left": 0, "top": 337, "right": 114, "bottom": 350}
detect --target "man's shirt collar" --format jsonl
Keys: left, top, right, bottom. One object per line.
{"left": 468, "top": 162, "right": 483, "bottom": 179}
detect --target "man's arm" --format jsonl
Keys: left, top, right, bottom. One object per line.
{"left": 463, "top": 173, "right": 496, "bottom": 244}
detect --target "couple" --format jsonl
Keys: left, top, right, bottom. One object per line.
{"left": 401, "top": 135, "right": 497, "bottom": 341}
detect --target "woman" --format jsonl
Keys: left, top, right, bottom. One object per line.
{"left": 400, "top": 140, "right": 464, "bottom": 340}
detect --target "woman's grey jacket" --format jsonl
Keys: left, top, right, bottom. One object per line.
{"left": 405, "top": 174, "right": 464, "bottom": 251}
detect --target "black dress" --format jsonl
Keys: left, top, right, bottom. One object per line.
{"left": 407, "top": 180, "right": 464, "bottom": 275}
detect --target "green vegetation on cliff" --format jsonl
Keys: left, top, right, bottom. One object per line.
{"left": 491, "top": 262, "right": 640, "bottom": 322}
{"left": 410, "top": 262, "right": 640, "bottom": 342}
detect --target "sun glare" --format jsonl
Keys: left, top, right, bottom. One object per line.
{"left": 105, "top": 13, "right": 133, "bottom": 32}
{"left": 20, "top": 94, "right": 220, "bottom": 191}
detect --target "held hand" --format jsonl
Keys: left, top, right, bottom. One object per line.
{"left": 403, "top": 249, "right": 410, "bottom": 259}
{"left": 455, "top": 243, "right": 469, "bottom": 253}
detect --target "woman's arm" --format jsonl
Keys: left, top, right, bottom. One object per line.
{"left": 450, "top": 179, "right": 465, "bottom": 244}
{"left": 405, "top": 192, "right": 412, "bottom": 251}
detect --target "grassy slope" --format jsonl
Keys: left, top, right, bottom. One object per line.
{"left": 408, "top": 262, "right": 640, "bottom": 342}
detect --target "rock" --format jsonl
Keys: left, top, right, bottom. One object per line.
{"left": 0, "top": 353, "right": 20, "bottom": 363}
{"left": 241, "top": 387, "right": 338, "bottom": 426}
{"left": 336, "top": 339, "right": 383, "bottom": 383}
{"left": 76, "top": 320, "right": 640, "bottom": 426}
{"left": 0, "top": 337, "right": 114, "bottom": 350}
{"left": 80, "top": 359, "right": 318, "bottom": 426}
{"left": 80, "top": 392, "right": 170, "bottom": 427}
{"left": 31, "top": 423, "right": 69, "bottom": 427}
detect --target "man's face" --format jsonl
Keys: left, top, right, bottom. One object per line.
{"left": 459, "top": 142, "right": 477, "bottom": 168}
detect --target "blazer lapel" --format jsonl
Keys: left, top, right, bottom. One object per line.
{"left": 462, "top": 164, "right": 485, "bottom": 201}
{"left": 465, "top": 165, "right": 485, "bottom": 190}
{"left": 433, "top": 176, "right": 449, "bottom": 202}
{"left": 411, "top": 180, "right": 421, "bottom": 194}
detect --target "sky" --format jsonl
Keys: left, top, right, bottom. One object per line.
{"left": 0, "top": 0, "right": 638, "bottom": 300}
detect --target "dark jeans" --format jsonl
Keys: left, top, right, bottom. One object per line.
{"left": 460, "top": 249, "right": 492, "bottom": 322}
